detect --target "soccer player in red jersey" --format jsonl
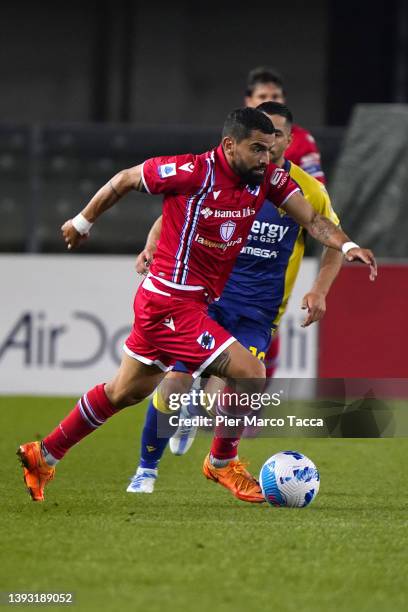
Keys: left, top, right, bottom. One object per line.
{"left": 17, "top": 108, "right": 376, "bottom": 502}
{"left": 245, "top": 66, "right": 326, "bottom": 184}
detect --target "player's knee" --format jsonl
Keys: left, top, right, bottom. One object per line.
{"left": 236, "top": 355, "right": 266, "bottom": 380}
{"left": 152, "top": 389, "right": 173, "bottom": 414}
{"left": 153, "top": 373, "right": 193, "bottom": 414}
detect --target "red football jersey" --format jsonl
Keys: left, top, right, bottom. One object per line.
{"left": 141, "top": 144, "right": 299, "bottom": 300}
{"left": 285, "top": 124, "right": 326, "bottom": 183}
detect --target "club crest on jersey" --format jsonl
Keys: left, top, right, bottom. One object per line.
{"left": 197, "top": 331, "right": 216, "bottom": 350}
{"left": 270, "top": 168, "right": 287, "bottom": 186}
{"left": 220, "top": 220, "right": 236, "bottom": 241}
{"left": 246, "top": 184, "right": 260, "bottom": 196}
{"left": 158, "top": 163, "right": 177, "bottom": 178}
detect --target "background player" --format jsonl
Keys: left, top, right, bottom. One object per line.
{"left": 245, "top": 66, "right": 325, "bottom": 183}
{"left": 126, "top": 103, "right": 364, "bottom": 502}
{"left": 245, "top": 66, "right": 326, "bottom": 384}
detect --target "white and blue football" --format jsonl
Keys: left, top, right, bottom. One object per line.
{"left": 259, "top": 451, "right": 320, "bottom": 508}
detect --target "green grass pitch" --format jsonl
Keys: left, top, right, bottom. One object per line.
{"left": 0, "top": 396, "right": 407, "bottom": 612}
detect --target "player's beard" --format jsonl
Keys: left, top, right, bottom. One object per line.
{"left": 234, "top": 160, "right": 267, "bottom": 186}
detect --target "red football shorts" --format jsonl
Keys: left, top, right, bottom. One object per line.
{"left": 124, "top": 275, "right": 235, "bottom": 378}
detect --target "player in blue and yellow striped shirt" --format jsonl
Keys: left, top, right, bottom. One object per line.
{"left": 213, "top": 104, "right": 340, "bottom": 346}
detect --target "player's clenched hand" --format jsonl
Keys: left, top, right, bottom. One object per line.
{"left": 345, "top": 248, "right": 377, "bottom": 281}
{"left": 301, "top": 292, "right": 326, "bottom": 327}
{"left": 135, "top": 247, "right": 154, "bottom": 274}
{"left": 61, "top": 220, "right": 89, "bottom": 250}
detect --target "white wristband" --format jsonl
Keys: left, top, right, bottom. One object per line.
{"left": 72, "top": 213, "right": 93, "bottom": 235}
{"left": 341, "top": 241, "right": 359, "bottom": 255}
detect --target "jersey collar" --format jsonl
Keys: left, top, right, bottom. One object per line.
{"left": 214, "top": 144, "right": 243, "bottom": 185}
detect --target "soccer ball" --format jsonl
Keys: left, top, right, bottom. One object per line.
{"left": 259, "top": 451, "right": 320, "bottom": 507}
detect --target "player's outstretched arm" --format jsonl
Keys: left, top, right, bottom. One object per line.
{"left": 301, "top": 247, "right": 343, "bottom": 327}
{"left": 282, "top": 192, "right": 377, "bottom": 281}
{"left": 135, "top": 215, "right": 163, "bottom": 274}
{"left": 61, "top": 164, "right": 146, "bottom": 250}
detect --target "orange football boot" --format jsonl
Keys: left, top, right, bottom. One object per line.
{"left": 17, "top": 441, "right": 55, "bottom": 502}
{"left": 202, "top": 453, "right": 264, "bottom": 503}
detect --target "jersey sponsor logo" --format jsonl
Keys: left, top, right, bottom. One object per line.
{"left": 246, "top": 184, "right": 261, "bottom": 196}
{"left": 250, "top": 220, "right": 290, "bottom": 242}
{"left": 201, "top": 207, "right": 213, "bottom": 219}
{"left": 220, "top": 220, "right": 236, "bottom": 241}
{"left": 240, "top": 245, "right": 279, "bottom": 259}
{"left": 213, "top": 190, "right": 221, "bottom": 200}
{"left": 197, "top": 331, "right": 215, "bottom": 350}
{"left": 179, "top": 162, "right": 194, "bottom": 172}
{"left": 194, "top": 234, "right": 242, "bottom": 251}
{"left": 163, "top": 316, "right": 175, "bottom": 331}
{"left": 200, "top": 207, "right": 256, "bottom": 219}
{"left": 215, "top": 207, "right": 255, "bottom": 219}
{"left": 158, "top": 163, "right": 177, "bottom": 178}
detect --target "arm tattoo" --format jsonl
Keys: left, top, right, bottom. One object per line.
{"left": 310, "top": 214, "right": 337, "bottom": 245}
{"left": 109, "top": 180, "right": 120, "bottom": 198}
{"left": 206, "top": 350, "right": 231, "bottom": 378}
{"left": 109, "top": 175, "right": 145, "bottom": 198}
{"left": 134, "top": 177, "right": 146, "bottom": 192}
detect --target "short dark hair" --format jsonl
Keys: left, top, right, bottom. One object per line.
{"left": 256, "top": 101, "right": 293, "bottom": 126}
{"left": 222, "top": 107, "right": 275, "bottom": 142}
{"left": 246, "top": 66, "right": 285, "bottom": 97}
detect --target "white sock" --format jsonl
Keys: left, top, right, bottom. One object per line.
{"left": 137, "top": 466, "right": 158, "bottom": 476}
{"left": 209, "top": 453, "right": 238, "bottom": 468}
{"left": 41, "top": 442, "right": 59, "bottom": 467}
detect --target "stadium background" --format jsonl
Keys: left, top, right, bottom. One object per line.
{"left": 1, "top": 2, "right": 408, "bottom": 611}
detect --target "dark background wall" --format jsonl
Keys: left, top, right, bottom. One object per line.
{"left": 2, "top": 1, "right": 407, "bottom": 127}
{"left": 0, "top": 0, "right": 328, "bottom": 127}
{"left": 327, "top": 0, "right": 408, "bottom": 124}
{"left": 2, "top": 1, "right": 408, "bottom": 127}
